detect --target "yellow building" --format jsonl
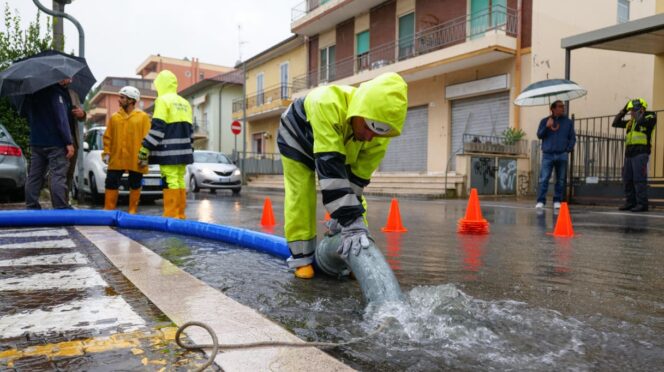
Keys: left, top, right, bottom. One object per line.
{"left": 232, "top": 35, "right": 306, "bottom": 155}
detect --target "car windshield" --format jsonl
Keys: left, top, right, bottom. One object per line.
{"left": 194, "top": 152, "right": 231, "bottom": 164}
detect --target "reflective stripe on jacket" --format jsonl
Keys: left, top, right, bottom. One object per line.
{"left": 141, "top": 70, "right": 194, "bottom": 165}
{"left": 103, "top": 108, "right": 151, "bottom": 173}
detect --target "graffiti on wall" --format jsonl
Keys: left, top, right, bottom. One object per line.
{"left": 497, "top": 158, "right": 517, "bottom": 194}
{"left": 471, "top": 157, "right": 496, "bottom": 195}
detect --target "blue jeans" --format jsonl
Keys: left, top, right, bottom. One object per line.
{"left": 537, "top": 152, "right": 568, "bottom": 204}
{"left": 623, "top": 153, "right": 649, "bottom": 206}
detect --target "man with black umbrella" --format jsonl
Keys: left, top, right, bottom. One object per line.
{"left": 21, "top": 78, "right": 77, "bottom": 209}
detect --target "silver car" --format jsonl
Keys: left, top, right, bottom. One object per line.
{"left": 0, "top": 123, "right": 27, "bottom": 201}
{"left": 186, "top": 151, "right": 241, "bottom": 194}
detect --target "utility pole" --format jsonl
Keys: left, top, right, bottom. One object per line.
{"left": 237, "top": 25, "right": 248, "bottom": 184}
{"left": 51, "top": 0, "right": 71, "bottom": 51}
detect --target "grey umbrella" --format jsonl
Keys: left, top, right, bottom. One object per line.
{"left": 514, "top": 79, "right": 587, "bottom": 106}
{"left": 0, "top": 50, "right": 96, "bottom": 110}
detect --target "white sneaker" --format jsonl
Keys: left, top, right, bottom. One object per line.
{"left": 535, "top": 202, "right": 544, "bottom": 209}
{"left": 553, "top": 202, "right": 561, "bottom": 209}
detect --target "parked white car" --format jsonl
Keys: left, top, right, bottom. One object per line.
{"left": 73, "top": 127, "right": 164, "bottom": 202}
{"left": 186, "top": 150, "right": 241, "bottom": 195}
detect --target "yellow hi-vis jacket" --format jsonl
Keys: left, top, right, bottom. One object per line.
{"left": 141, "top": 70, "right": 194, "bottom": 165}
{"left": 277, "top": 72, "right": 408, "bottom": 226}
{"left": 103, "top": 108, "right": 151, "bottom": 173}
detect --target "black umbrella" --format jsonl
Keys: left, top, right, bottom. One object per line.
{"left": 0, "top": 50, "right": 96, "bottom": 110}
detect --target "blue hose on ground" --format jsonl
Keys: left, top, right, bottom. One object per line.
{"left": 0, "top": 210, "right": 290, "bottom": 259}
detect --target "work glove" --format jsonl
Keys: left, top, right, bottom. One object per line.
{"left": 325, "top": 218, "right": 342, "bottom": 236}
{"left": 337, "top": 216, "right": 371, "bottom": 259}
{"left": 138, "top": 146, "right": 149, "bottom": 167}
{"left": 621, "top": 101, "right": 630, "bottom": 115}
{"left": 102, "top": 153, "right": 109, "bottom": 165}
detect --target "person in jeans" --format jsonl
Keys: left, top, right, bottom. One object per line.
{"left": 535, "top": 100, "right": 576, "bottom": 209}
{"left": 612, "top": 98, "right": 657, "bottom": 212}
{"left": 21, "top": 79, "right": 76, "bottom": 209}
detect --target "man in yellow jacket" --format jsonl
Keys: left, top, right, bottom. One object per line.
{"left": 277, "top": 72, "right": 408, "bottom": 279}
{"left": 102, "top": 86, "right": 151, "bottom": 214}
{"left": 139, "top": 70, "right": 193, "bottom": 219}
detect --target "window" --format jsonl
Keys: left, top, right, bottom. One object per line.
{"left": 256, "top": 73, "right": 264, "bottom": 106}
{"left": 280, "top": 62, "right": 289, "bottom": 99}
{"left": 252, "top": 133, "right": 264, "bottom": 154}
{"left": 356, "top": 31, "right": 370, "bottom": 71}
{"left": 618, "top": 0, "right": 629, "bottom": 23}
{"left": 199, "top": 72, "right": 205, "bottom": 80}
{"left": 469, "top": 0, "right": 507, "bottom": 38}
{"left": 319, "top": 45, "right": 336, "bottom": 82}
{"left": 398, "top": 13, "right": 415, "bottom": 60}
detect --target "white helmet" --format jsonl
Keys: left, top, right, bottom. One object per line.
{"left": 118, "top": 86, "right": 140, "bottom": 101}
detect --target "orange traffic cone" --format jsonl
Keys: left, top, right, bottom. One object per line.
{"left": 261, "top": 197, "right": 276, "bottom": 227}
{"left": 324, "top": 212, "right": 331, "bottom": 221}
{"left": 552, "top": 202, "right": 574, "bottom": 237}
{"left": 458, "top": 188, "right": 489, "bottom": 234}
{"left": 382, "top": 198, "right": 408, "bottom": 232}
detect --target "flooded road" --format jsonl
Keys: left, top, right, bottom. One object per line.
{"left": 116, "top": 191, "right": 663, "bottom": 370}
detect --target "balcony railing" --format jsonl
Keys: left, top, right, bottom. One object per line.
{"left": 463, "top": 133, "right": 528, "bottom": 155}
{"left": 233, "top": 84, "right": 293, "bottom": 114}
{"left": 292, "top": 5, "right": 517, "bottom": 92}
{"left": 291, "top": 0, "right": 329, "bottom": 22}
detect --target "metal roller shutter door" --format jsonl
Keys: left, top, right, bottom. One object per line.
{"left": 380, "top": 105, "right": 428, "bottom": 172}
{"left": 450, "top": 92, "right": 510, "bottom": 170}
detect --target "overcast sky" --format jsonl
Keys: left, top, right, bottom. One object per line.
{"left": 5, "top": 0, "right": 295, "bottom": 82}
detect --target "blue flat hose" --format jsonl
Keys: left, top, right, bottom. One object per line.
{"left": 0, "top": 210, "right": 290, "bottom": 259}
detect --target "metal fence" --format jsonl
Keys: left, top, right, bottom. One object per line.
{"left": 462, "top": 133, "right": 528, "bottom": 155}
{"left": 570, "top": 109, "right": 663, "bottom": 184}
{"left": 292, "top": 6, "right": 517, "bottom": 92}
{"left": 234, "top": 151, "right": 283, "bottom": 175}
{"left": 232, "top": 85, "right": 292, "bottom": 113}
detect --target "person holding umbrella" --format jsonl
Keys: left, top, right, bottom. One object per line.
{"left": 612, "top": 98, "right": 657, "bottom": 212}
{"left": 535, "top": 100, "right": 576, "bottom": 210}
{"left": 0, "top": 50, "right": 97, "bottom": 209}
{"left": 514, "top": 79, "right": 585, "bottom": 210}
{"left": 21, "top": 78, "right": 76, "bottom": 209}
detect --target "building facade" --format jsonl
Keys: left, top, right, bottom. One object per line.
{"left": 136, "top": 55, "right": 233, "bottom": 91}
{"left": 179, "top": 71, "right": 244, "bottom": 155}
{"left": 281, "top": 0, "right": 662, "bottom": 196}
{"left": 87, "top": 77, "right": 156, "bottom": 127}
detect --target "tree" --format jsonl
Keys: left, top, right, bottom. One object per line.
{"left": 0, "top": 3, "right": 55, "bottom": 157}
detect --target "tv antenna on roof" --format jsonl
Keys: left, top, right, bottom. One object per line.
{"left": 237, "top": 24, "right": 248, "bottom": 63}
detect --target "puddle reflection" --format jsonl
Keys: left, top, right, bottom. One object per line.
{"left": 457, "top": 235, "right": 488, "bottom": 281}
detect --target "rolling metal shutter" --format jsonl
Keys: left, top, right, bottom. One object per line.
{"left": 450, "top": 92, "right": 510, "bottom": 170}
{"left": 380, "top": 105, "right": 428, "bottom": 172}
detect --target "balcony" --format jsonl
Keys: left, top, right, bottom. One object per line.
{"left": 291, "top": 0, "right": 385, "bottom": 36}
{"left": 462, "top": 133, "right": 528, "bottom": 156}
{"left": 232, "top": 85, "right": 293, "bottom": 120}
{"left": 293, "top": 6, "right": 517, "bottom": 93}
{"left": 193, "top": 120, "right": 209, "bottom": 140}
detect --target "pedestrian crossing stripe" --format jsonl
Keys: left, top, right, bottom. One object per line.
{"left": 0, "top": 267, "right": 107, "bottom": 291}
{"left": 0, "top": 252, "right": 88, "bottom": 267}
{"left": 0, "top": 296, "right": 146, "bottom": 339}
{"left": 0, "top": 228, "right": 68, "bottom": 238}
{"left": 0, "top": 238, "right": 76, "bottom": 249}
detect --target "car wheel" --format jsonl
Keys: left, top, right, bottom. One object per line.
{"left": 11, "top": 186, "right": 25, "bottom": 202}
{"left": 189, "top": 176, "right": 200, "bottom": 193}
{"left": 89, "top": 173, "right": 102, "bottom": 203}
{"left": 232, "top": 188, "right": 241, "bottom": 195}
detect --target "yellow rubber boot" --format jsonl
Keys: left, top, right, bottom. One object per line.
{"left": 162, "top": 189, "right": 179, "bottom": 218}
{"left": 177, "top": 189, "right": 186, "bottom": 219}
{"left": 128, "top": 189, "right": 141, "bottom": 214}
{"left": 294, "top": 264, "right": 314, "bottom": 279}
{"left": 104, "top": 189, "right": 119, "bottom": 210}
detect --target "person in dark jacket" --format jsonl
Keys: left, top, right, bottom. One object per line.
{"left": 612, "top": 98, "right": 657, "bottom": 212}
{"left": 21, "top": 79, "right": 76, "bottom": 209}
{"left": 535, "top": 100, "right": 576, "bottom": 209}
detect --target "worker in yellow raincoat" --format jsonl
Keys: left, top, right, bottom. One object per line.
{"left": 277, "top": 72, "right": 408, "bottom": 279}
{"left": 102, "top": 86, "right": 151, "bottom": 214}
{"left": 138, "top": 70, "right": 193, "bottom": 219}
